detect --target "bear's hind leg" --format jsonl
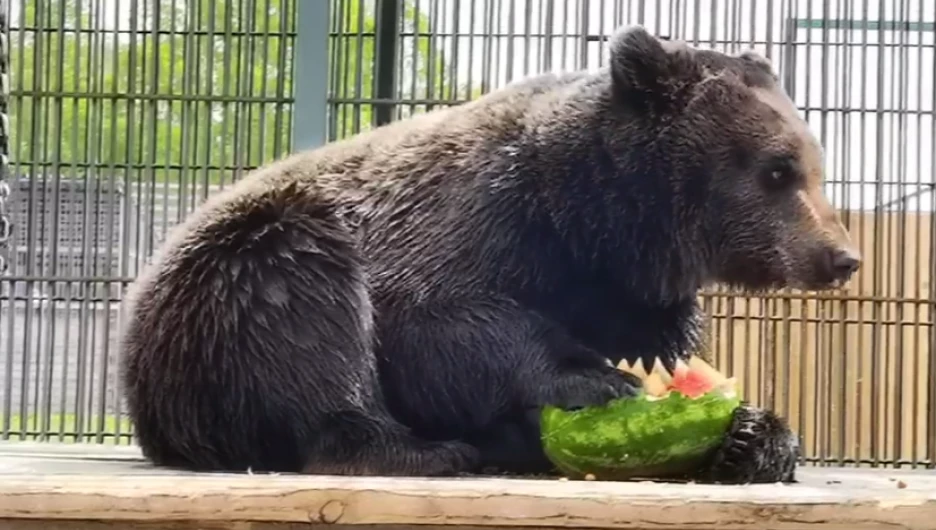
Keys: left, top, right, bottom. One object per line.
{"left": 304, "top": 409, "right": 478, "bottom": 476}
{"left": 120, "top": 183, "right": 476, "bottom": 476}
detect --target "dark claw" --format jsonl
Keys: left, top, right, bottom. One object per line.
{"left": 546, "top": 367, "right": 643, "bottom": 411}
{"left": 700, "top": 405, "right": 800, "bottom": 484}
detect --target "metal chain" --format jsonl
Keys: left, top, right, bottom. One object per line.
{"left": 0, "top": 0, "right": 10, "bottom": 273}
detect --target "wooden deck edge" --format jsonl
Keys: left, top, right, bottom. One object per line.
{"left": 2, "top": 443, "right": 936, "bottom": 529}
{"left": 2, "top": 471, "right": 936, "bottom": 529}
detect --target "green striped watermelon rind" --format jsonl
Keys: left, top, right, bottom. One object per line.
{"left": 540, "top": 390, "right": 742, "bottom": 481}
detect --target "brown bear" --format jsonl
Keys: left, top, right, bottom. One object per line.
{"left": 119, "top": 25, "right": 860, "bottom": 483}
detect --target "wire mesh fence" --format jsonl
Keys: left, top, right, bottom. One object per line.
{"left": 1, "top": 0, "right": 934, "bottom": 471}
{"left": 0, "top": 0, "right": 297, "bottom": 443}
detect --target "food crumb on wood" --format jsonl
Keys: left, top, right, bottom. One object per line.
{"left": 584, "top": 473, "right": 596, "bottom": 481}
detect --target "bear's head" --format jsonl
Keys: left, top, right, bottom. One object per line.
{"left": 605, "top": 26, "right": 860, "bottom": 295}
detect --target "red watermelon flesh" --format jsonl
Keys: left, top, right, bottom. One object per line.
{"left": 667, "top": 365, "right": 716, "bottom": 398}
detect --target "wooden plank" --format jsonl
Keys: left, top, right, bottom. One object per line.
{"left": 1, "top": 442, "right": 936, "bottom": 529}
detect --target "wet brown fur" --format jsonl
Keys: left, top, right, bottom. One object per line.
{"left": 120, "top": 26, "right": 858, "bottom": 481}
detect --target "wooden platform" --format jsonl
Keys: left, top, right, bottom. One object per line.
{"left": 1, "top": 442, "right": 935, "bottom": 529}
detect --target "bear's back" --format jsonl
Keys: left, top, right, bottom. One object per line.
{"left": 147, "top": 69, "right": 601, "bottom": 311}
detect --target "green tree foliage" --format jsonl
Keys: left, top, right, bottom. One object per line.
{"left": 12, "top": 0, "right": 292, "bottom": 186}
{"left": 330, "top": 0, "right": 478, "bottom": 138}
{"left": 11, "top": 0, "right": 474, "bottom": 186}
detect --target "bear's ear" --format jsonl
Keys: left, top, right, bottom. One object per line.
{"left": 736, "top": 50, "right": 780, "bottom": 84}
{"left": 608, "top": 25, "right": 700, "bottom": 110}
{"left": 736, "top": 50, "right": 773, "bottom": 70}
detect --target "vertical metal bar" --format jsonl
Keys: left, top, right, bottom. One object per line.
{"left": 836, "top": 0, "right": 851, "bottom": 467}
{"left": 577, "top": 0, "right": 587, "bottom": 69}
{"left": 892, "top": 0, "right": 910, "bottom": 467}
{"left": 202, "top": 0, "right": 219, "bottom": 199}
{"left": 38, "top": 0, "right": 70, "bottom": 442}
{"left": 854, "top": 0, "right": 870, "bottom": 465}
{"left": 374, "top": 0, "right": 400, "bottom": 127}
{"left": 243, "top": 1, "right": 259, "bottom": 172}
{"left": 292, "top": 0, "right": 330, "bottom": 149}
{"left": 481, "top": 0, "right": 493, "bottom": 93}
{"left": 241, "top": 0, "right": 257, "bottom": 173}
{"left": 909, "top": 0, "right": 923, "bottom": 470}
{"left": 74, "top": 0, "right": 101, "bottom": 443}
{"left": 256, "top": 0, "right": 272, "bottom": 165}
{"left": 869, "top": 0, "right": 886, "bottom": 468}
{"left": 740, "top": 0, "right": 757, "bottom": 409}
{"left": 112, "top": 0, "right": 142, "bottom": 446}
{"left": 327, "top": 0, "right": 344, "bottom": 138}
{"left": 409, "top": 0, "right": 421, "bottom": 117}
{"left": 521, "top": 0, "right": 531, "bottom": 77}
{"left": 0, "top": 0, "right": 12, "bottom": 441}
{"left": 542, "top": 0, "right": 553, "bottom": 72}
{"left": 231, "top": 0, "right": 247, "bottom": 185}
{"left": 32, "top": 0, "right": 52, "bottom": 442}
{"left": 145, "top": 0, "right": 161, "bottom": 277}
{"left": 94, "top": 0, "right": 121, "bottom": 445}
{"left": 930, "top": 17, "right": 936, "bottom": 466}
{"left": 761, "top": 0, "right": 778, "bottom": 419}
{"left": 273, "top": 0, "right": 291, "bottom": 158}
{"left": 130, "top": 0, "right": 148, "bottom": 281}
{"left": 339, "top": 1, "right": 354, "bottom": 135}
{"left": 505, "top": 0, "right": 515, "bottom": 82}
{"left": 58, "top": 0, "right": 85, "bottom": 440}
{"left": 818, "top": 3, "right": 831, "bottom": 467}
{"left": 448, "top": 0, "right": 461, "bottom": 100}
{"left": 17, "top": 0, "right": 44, "bottom": 440}
{"left": 352, "top": 0, "right": 366, "bottom": 130}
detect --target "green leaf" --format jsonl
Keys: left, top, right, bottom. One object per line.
{"left": 541, "top": 391, "right": 741, "bottom": 480}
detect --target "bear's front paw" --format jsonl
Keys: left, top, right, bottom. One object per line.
{"left": 540, "top": 368, "right": 642, "bottom": 411}
{"left": 702, "top": 405, "right": 799, "bottom": 484}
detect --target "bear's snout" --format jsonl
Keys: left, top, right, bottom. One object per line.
{"left": 822, "top": 245, "right": 861, "bottom": 284}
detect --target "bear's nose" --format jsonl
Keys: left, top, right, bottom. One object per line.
{"left": 828, "top": 247, "right": 861, "bottom": 281}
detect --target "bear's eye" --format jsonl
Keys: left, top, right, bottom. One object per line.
{"left": 761, "top": 159, "right": 799, "bottom": 191}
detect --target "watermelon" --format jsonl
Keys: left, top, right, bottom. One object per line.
{"left": 540, "top": 356, "right": 741, "bottom": 481}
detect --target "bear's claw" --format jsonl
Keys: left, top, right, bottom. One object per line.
{"left": 700, "top": 404, "right": 800, "bottom": 484}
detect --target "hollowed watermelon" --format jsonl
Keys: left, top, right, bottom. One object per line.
{"left": 540, "top": 356, "right": 740, "bottom": 481}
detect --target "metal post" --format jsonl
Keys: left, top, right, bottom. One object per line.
{"left": 292, "top": 0, "right": 330, "bottom": 152}
{"left": 0, "top": 0, "right": 11, "bottom": 275}
{"left": 374, "top": 0, "right": 400, "bottom": 126}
